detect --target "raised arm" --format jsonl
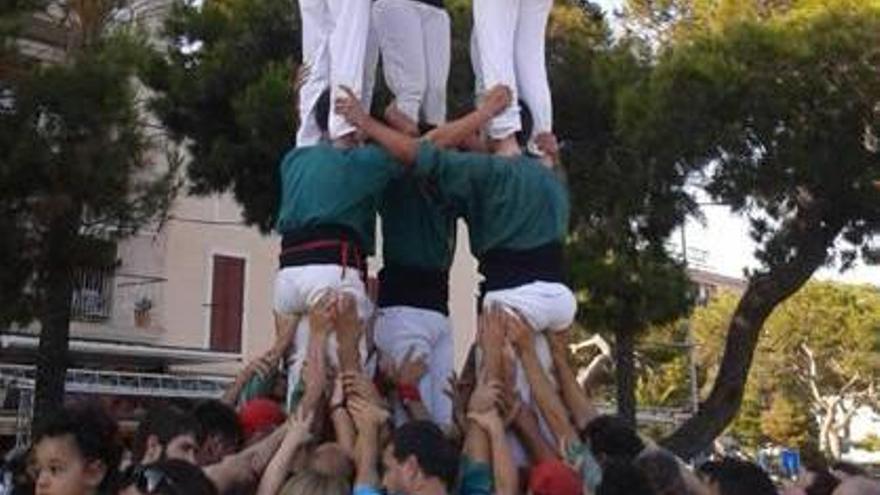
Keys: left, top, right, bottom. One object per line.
{"left": 255, "top": 410, "right": 313, "bottom": 495}
{"left": 335, "top": 84, "right": 512, "bottom": 165}
{"left": 298, "top": 294, "right": 336, "bottom": 415}
{"left": 505, "top": 312, "right": 579, "bottom": 445}
{"left": 468, "top": 409, "right": 518, "bottom": 495}
{"left": 348, "top": 396, "right": 389, "bottom": 489}
{"left": 204, "top": 424, "right": 288, "bottom": 494}
{"left": 424, "top": 85, "right": 511, "bottom": 150}
{"left": 547, "top": 330, "right": 599, "bottom": 431}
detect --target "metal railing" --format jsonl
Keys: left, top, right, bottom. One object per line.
{"left": 71, "top": 266, "right": 115, "bottom": 321}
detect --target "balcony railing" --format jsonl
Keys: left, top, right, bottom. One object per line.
{"left": 71, "top": 267, "right": 115, "bottom": 321}
{"left": 70, "top": 268, "right": 166, "bottom": 329}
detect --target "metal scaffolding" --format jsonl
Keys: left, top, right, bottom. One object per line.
{"left": 0, "top": 364, "right": 232, "bottom": 448}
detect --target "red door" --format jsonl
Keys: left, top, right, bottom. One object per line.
{"left": 210, "top": 255, "right": 245, "bottom": 353}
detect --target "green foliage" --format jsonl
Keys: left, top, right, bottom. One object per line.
{"left": 0, "top": 13, "right": 175, "bottom": 325}
{"left": 689, "top": 282, "right": 880, "bottom": 450}
{"left": 856, "top": 434, "right": 880, "bottom": 452}
{"left": 761, "top": 392, "right": 815, "bottom": 450}
{"left": 143, "top": 0, "right": 300, "bottom": 232}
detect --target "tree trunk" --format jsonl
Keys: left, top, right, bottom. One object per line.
{"left": 615, "top": 328, "right": 637, "bottom": 427}
{"left": 32, "top": 215, "right": 76, "bottom": 428}
{"left": 661, "top": 217, "right": 842, "bottom": 459}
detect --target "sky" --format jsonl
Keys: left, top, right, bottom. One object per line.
{"left": 588, "top": 0, "right": 879, "bottom": 287}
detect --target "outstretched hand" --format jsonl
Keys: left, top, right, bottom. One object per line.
{"left": 334, "top": 85, "right": 369, "bottom": 128}
{"left": 480, "top": 85, "right": 513, "bottom": 118}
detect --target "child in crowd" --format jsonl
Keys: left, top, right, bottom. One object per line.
{"left": 30, "top": 403, "right": 121, "bottom": 495}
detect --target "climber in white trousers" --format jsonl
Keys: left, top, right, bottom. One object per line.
{"left": 296, "top": 0, "right": 375, "bottom": 146}
{"left": 373, "top": 0, "right": 451, "bottom": 128}
{"left": 471, "top": 0, "right": 554, "bottom": 157}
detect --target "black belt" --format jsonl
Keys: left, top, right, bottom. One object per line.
{"left": 478, "top": 241, "right": 564, "bottom": 295}
{"left": 378, "top": 264, "right": 449, "bottom": 315}
{"left": 279, "top": 225, "right": 366, "bottom": 278}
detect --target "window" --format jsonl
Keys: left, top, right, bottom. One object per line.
{"left": 209, "top": 255, "right": 245, "bottom": 353}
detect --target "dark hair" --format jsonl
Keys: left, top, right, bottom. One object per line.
{"left": 315, "top": 88, "right": 331, "bottom": 134}
{"left": 124, "top": 459, "right": 217, "bottom": 495}
{"left": 515, "top": 99, "right": 533, "bottom": 150}
{"left": 830, "top": 461, "right": 868, "bottom": 477}
{"left": 804, "top": 468, "right": 841, "bottom": 495}
{"left": 634, "top": 449, "right": 689, "bottom": 495}
{"left": 597, "top": 457, "right": 657, "bottom": 495}
{"left": 193, "top": 400, "right": 243, "bottom": 450}
{"left": 697, "top": 458, "right": 778, "bottom": 495}
{"left": 33, "top": 402, "right": 122, "bottom": 492}
{"left": 581, "top": 415, "right": 645, "bottom": 463}
{"left": 391, "top": 421, "right": 459, "bottom": 489}
{"left": 132, "top": 406, "right": 201, "bottom": 463}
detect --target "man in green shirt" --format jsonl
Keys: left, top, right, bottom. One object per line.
{"left": 373, "top": 105, "right": 458, "bottom": 429}
{"left": 275, "top": 89, "right": 400, "bottom": 411}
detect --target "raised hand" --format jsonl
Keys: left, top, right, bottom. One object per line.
{"left": 287, "top": 407, "right": 314, "bottom": 441}
{"left": 468, "top": 379, "right": 502, "bottom": 414}
{"left": 334, "top": 85, "right": 369, "bottom": 128}
{"left": 502, "top": 309, "right": 534, "bottom": 354}
{"left": 396, "top": 346, "right": 428, "bottom": 387}
{"left": 334, "top": 293, "right": 361, "bottom": 339}
{"left": 342, "top": 372, "right": 384, "bottom": 408}
{"left": 347, "top": 396, "right": 389, "bottom": 430}
{"left": 546, "top": 329, "right": 571, "bottom": 359}
{"left": 480, "top": 85, "right": 513, "bottom": 117}
{"left": 479, "top": 308, "right": 506, "bottom": 352}
{"left": 467, "top": 409, "right": 505, "bottom": 435}
{"left": 308, "top": 292, "right": 338, "bottom": 336}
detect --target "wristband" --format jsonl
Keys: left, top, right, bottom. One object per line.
{"left": 397, "top": 383, "right": 422, "bottom": 404}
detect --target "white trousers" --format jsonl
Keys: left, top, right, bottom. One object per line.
{"left": 372, "top": 0, "right": 451, "bottom": 126}
{"left": 471, "top": 0, "right": 553, "bottom": 144}
{"left": 297, "top": 0, "right": 377, "bottom": 145}
{"left": 374, "top": 306, "right": 454, "bottom": 427}
{"left": 274, "top": 264, "right": 374, "bottom": 411}
{"left": 483, "top": 281, "right": 576, "bottom": 465}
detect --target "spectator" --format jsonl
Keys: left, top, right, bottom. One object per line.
{"left": 31, "top": 403, "right": 122, "bottom": 495}
{"left": 238, "top": 398, "right": 286, "bottom": 446}
{"left": 698, "top": 458, "right": 778, "bottom": 495}
{"left": 131, "top": 406, "right": 200, "bottom": 466}
{"left": 829, "top": 462, "right": 869, "bottom": 480}
{"left": 582, "top": 415, "right": 646, "bottom": 466}
{"left": 381, "top": 421, "right": 459, "bottom": 495}
{"left": 803, "top": 468, "right": 842, "bottom": 495}
{"left": 119, "top": 459, "right": 217, "bottom": 495}
{"left": 597, "top": 457, "right": 657, "bottom": 495}
{"left": 193, "top": 400, "right": 243, "bottom": 466}
{"left": 635, "top": 448, "right": 694, "bottom": 495}
{"left": 278, "top": 470, "right": 349, "bottom": 495}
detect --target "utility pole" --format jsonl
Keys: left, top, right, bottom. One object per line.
{"left": 681, "top": 226, "right": 700, "bottom": 415}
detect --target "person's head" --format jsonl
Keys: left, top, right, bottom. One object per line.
{"left": 278, "top": 469, "right": 350, "bottom": 495}
{"left": 832, "top": 477, "right": 880, "bottom": 495}
{"left": 192, "top": 400, "right": 242, "bottom": 466}
{"left": 801, "top": 468, "right": 841, "bottom": 495}
{"left": 132, "top": 406, "right": 200, "bottom": 466}
{"left": 581, "top": 415, "right": 646, "bottom": 466}
{"left": 697, "top": 458, "right": 777, "bottom": 495}
{"left": 31, "top": 403, "right": 121, "bottom": 495}
{"left": 238, "top": 398, "right": 285, "bottom": 445}
{"left": 382, "top": 421, "right": 459, "bottom": 493}
{"left": 597, "top": 457, "right": 657, "bottom": 495}
{"left": 528, "top": 460, "right": 583, "bottom": 495}
{"left": 309, "top": 443, "right": 355, "bottom": 481}
{"left": 119, "top": 459, "right": 217, "bottom": 495}
{"left": 635, "top": 448, "right": 692, "bottom": 495}
{"left": 829, "top": 462, "right": 868, "bottom": 480}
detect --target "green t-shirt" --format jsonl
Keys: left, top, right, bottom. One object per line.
{"left": 380, "top": 175, "right": 456, "bottom": 270}
{"left": 413, "top": 141, "right": 569, "bottom": 257}
{"left": 276, "top": 143, "right": 401, "bottom": 254}
{"left": 456, "top": 456, "right": 493, "bottom": 495}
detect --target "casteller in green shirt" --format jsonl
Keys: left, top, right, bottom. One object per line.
{"left": 412, "top": 140, "right": 568, "bottom": 257}
{"left": 379, "top": 175, "right": 456, "bottom": 271}
{"left": 276, "top": 142, "right": 402, "bottom": 254}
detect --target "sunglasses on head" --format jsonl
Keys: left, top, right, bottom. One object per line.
{"left": 130, "top": 466, "right": 177, "bottom": 495}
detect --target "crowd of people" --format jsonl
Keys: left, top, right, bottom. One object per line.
{"left": 2, "top": 296, "right": 879, "bottom": 495}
